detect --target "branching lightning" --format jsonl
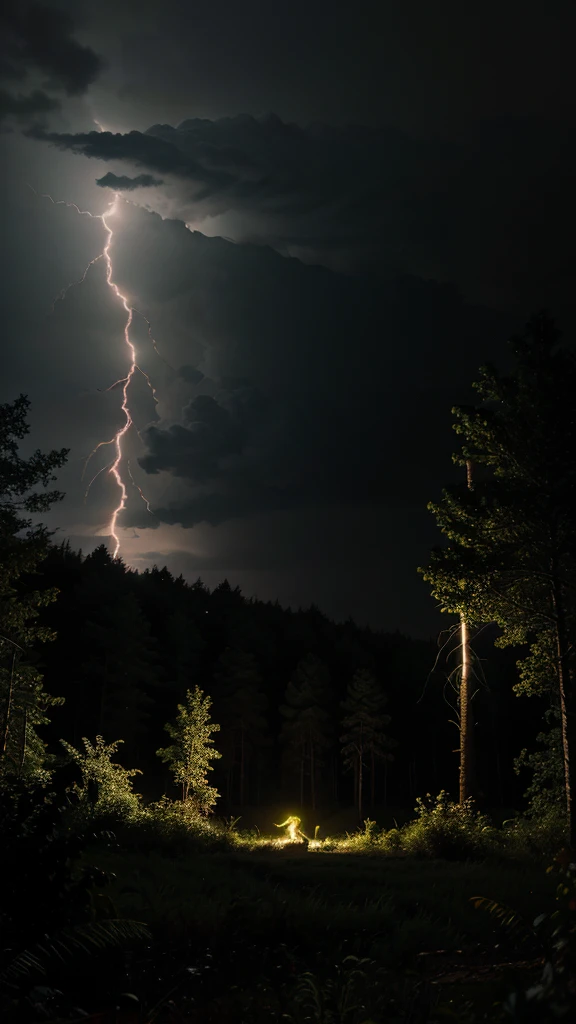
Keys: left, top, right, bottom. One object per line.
{"left": 31, "top": 184, "right": 164, "bottom": 558}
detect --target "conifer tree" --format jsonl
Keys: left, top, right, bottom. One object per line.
{"left": 213, "top": 648, "right": 268, "bottom": 806}
{"left": 340, "top": 669, "right": 394, "bottom": 819}
{"left": 420, "top": 313, "right": 576, "bottom": 844}
{"left": 281, "top": 654, "right": 332, "bottom": 810}
{"left": 0, "top": 396, "right": 68, "bottom": 789}
{"left": 157, "top": 686, "right": 221, "bottom": 812}
{"left": 74, "top": 589, "right": 156, "bottom": 757}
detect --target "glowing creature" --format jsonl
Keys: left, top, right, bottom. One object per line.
{"left": 30, "top": 185, "right": 163, "bottom": 558}
{"left": 274, "top": 815, "right": 306, "bottom": 843}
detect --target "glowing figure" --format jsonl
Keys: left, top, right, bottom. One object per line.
{"left": 274, "top": 815, "right": 306, "bottom": 843}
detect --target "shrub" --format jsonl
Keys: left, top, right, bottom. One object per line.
{"left": 60, "top": 736, "right": 142, "bottom": 825}
{"left": 399, "top": 790, "right": 498, "bottom": 860}
{"left": 122, "top": 796, "right": 232, "bottom": 854}
{"left": 502, "top": 809, "right": 567, "bottom": 861}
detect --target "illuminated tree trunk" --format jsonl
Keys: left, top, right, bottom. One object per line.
{"left": 459, "top": 616, "right": 473, "bottom": 803}
{"left": 459, "top": 460, "right": 475, "bottom": 805}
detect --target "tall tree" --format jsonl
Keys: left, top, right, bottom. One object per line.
{"left": 421, "top": 313, "right": 576, "bottom": 844}
{"left": 157, "top": 686, "right": 221, "bottom": 812}
{"left": 71, "top": 580, "right": 156, "bottom": 759}
{"left": 212, "top": 648, "right": 268, "bottom": 806}
{"left": 340, "top": 669, "right": 394, "bottom": 819}
{"left": 0, "top": 396, "right": 67, "bottom": 789}
{"left": 458, "top": 460, "right": 475, "bottom": 804}
{"left": 281, "top": 654, "right": 332, "bottom": 810}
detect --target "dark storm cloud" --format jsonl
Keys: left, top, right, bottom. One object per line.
{"left": 96, "top": 171, "right": 164, "bottom": 190}
{"left": 29, "top": 112, "right": 576, "bottom": 307}
{"left": 102, "top": 203, "right": 513, "bottom": 532}
{"left": 0, "top": 3, "right": 103, "bottom": 125}
{"left": 141, "top": 394, "right": 245, "bottom": 482}
{"left": 0, "top": 87, "right": 58, "bottom": 123}
{"left": 28, "top": 125, "right": 253, "bottom": 195}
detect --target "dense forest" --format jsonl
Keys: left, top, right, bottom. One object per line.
{"left": 18, "top": 539, "right": 543, "bottom": 817}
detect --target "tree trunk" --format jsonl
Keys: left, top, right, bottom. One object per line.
{"left": 370, "top": 749, "right": 375, "bottom": 808}
{"left": 240, "top": 726, "right": 245, "bottom": 806}
{"left": 552, "top": 580, "right": 576, "bottom": 849}
{"left": 1, "top": 648, "right": 16, "bottom": 758}
{"left": 358, "top": 744, "right": 363, "bottom": 821}
{"left": 459, "top": 460, "right": 475, "bottom": 804}
{"left": 18, "top": 707, "right": 27, "bottom": 774}
{"left": 459, "top": 616, "right": 473, "bottom": 803}
{"left": 310, "top": 732, "right": 316, "bottom": 811}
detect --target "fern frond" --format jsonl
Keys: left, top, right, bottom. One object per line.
{"left": 1, "top": 919, "right": 150, "bottom": 987}
{"left": 470, "top": 896, "right": 532, "bottom": 942}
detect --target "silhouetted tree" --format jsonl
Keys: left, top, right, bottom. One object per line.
{"left": 281, "top": 654, "right": 332, "bottom": 810}
{"left": 0, "top": 396, "right": 67, "bottom": 789}
{"left": 71, "top": 585, "right": 156, "bottom": 759}
{"left": 212, "top": 648, "right": 268, "bottom": 806}
{"left": 340, "top": 669, "right": 395, "bottom": 818}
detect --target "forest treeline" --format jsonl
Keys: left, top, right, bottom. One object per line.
{"left": 2, "top": 537, "right": 543, "bottom": 816}
{"left": 3, "top": 311, "right": 574, "bottom": 823}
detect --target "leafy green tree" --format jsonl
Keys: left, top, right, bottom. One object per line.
{"left": 0, "top": 395, "right": 67, "bottom": 790}
{"left": 420, "top": 313, "right": 576, "bottom": 844}
{"left": 281, "top": 654, "right": 332, "bottom": 810}
{"left": 514, "top": 710, "right": 564, "bottom": 817}
{"left": 60, "top": 735, "right": 142, "bottom": 820}
{"left": 157, "top": 686, "right": 221, "bottom": 812}
{"left": 213, "top": 647, "right": 268, "bottom": 806}
{"left": 340, "top": 669, "right": 395, "bottom": 818}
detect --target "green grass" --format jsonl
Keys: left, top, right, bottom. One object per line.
{"left": 80, "top": 824, "right": 565, "bottom": 1021}
{"left": 91, "top": 841, "right": 557, "bottom": 964}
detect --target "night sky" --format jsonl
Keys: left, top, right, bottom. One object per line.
{"left": 1, "top": 0, "right": 575, "bottom": 636}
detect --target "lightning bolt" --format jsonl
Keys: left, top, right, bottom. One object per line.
{"left": 31, "top": 185, "right": 161, "bottom": 558}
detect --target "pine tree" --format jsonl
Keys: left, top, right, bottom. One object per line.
{"left": 74, "top": 590, "right": 156, "bottom": 758}
{"left": 281, "top": 654, "right": 332, "bottom": 810}
{"left": 340, "top": 669, "right": 395, "bottom": 819}
{"left": 0, "top": 396, "right": 68, "bottom": 789}
{"left": 157, "top": 686, "right": 221, "bottom": 812}
{"left": 420, "top": 313, "right": 576, "bottom": 844}
{"left": 212, "top": 648, "right": 268, "bottom": 806}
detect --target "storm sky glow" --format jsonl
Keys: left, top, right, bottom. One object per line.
{"left": 2, "top": 0, "right": 575, "bottom": 635}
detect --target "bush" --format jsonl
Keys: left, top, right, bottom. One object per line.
{"left": 502, "top": 808, "right": 567, "bottom": 861}
{"left": 121, "top": 797, "right": 232, "bottom": 854}
{"left": 59, "top": 736, "right": 142, "bottom": 825}
{"left": 398, "top": 791, "right": 498, "bottom": 861}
